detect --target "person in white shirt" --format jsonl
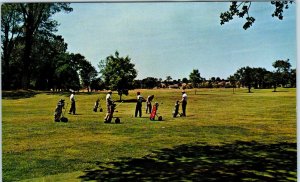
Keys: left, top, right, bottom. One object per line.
{"left": 181, "top": 91, "right": 187, "bottom": 117}
{"left": 68, "top": 91, "right": 76, "bottom": 115}
{"left": 104, "top": 90, "right": 114, "bottom": 122}
{"left": 135, "top": 91, "right": 144, "bottom": 117}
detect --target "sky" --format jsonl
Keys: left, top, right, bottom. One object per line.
{"left": 52, "top": 2, "right": 296, "bottom": 80}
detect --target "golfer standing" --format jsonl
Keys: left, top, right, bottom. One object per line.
{"left": 69, "top": 91, "right": 76, "bottom": 115}
{"left": 146, "top": 95, "right": 154, "bottom": 114}
{"left": 104, "top": 91, "right": 114, "bottom": 122}
{"left": 181, "top": 91, "right": 187, "bottom": 117}
{"left": 135, "top": 92, "right": 144, "bottom": 117}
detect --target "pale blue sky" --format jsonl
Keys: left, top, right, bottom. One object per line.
{"left": 53, "top": 2, "right": 296, "bottom": 80}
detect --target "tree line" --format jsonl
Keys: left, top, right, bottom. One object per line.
{"left": 99, "top": 54, "right": 296, "bottom": 99}
{"left": 1, "top": 3, "right": 296, "bottom": 95}
{"left": 133, "top": 59, "right": 296, "bottom": 93}
{"left": 229, "top": 59, "right": 296, "bottom": 93}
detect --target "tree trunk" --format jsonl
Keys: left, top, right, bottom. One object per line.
{"left": 21, "top": 12, "right": 35, "bottom": 90}
{"left": 2, "top": 24, "right": 14, "bottom": 90}
{"left": 21, "top": 33, "right": 33, "bottom": 89}
{"left": 2, "top": 48, "right": 10, "bottom": 90}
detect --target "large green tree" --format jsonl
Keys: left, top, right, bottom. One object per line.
{"left": 100, "top": 51, "right": 137, "bottom": 100}
{"left": 17, "top": 3, "right": 72, "bottom": 89}
{"left": 142, "top": 77, "right": 158, "bottom": 89}
{"left": 273, "top": 59, "right": 291, "bottom": 73}
{"left": 272, "top": 59, "right": 291, "bottom": 87}
{"left": 228, "top": 75, "right": 237, "bottom": 93}
{"left": 77, "top": 56, "right": 98, "bottom": 92}
{"left": 90, "top": 77, "right": 105, "bottom": 91}
{"left": 1, "top": 4, "right": 22, "bottom": 89}
{"left": 52, "top": 53, "right": 81, "bottom": 91}
{"left": 189, "top": 69, "right": 202, "bottom": 88}
{"left": 165, "top": 76, "right": 173, "bottom": 85}
{"left": 30, "top": 35, "right": 68, "bottom": 90}
{"left": 1, "top": 3, "right": 73, "bottom": 89}
{"left": 252, "top": 67, "right": 268, "bottom": 89}
{"left": 235, "top": 66, "right": 255, "bottom": 93}
{"left": 182, "top": 77, "right": 189, "bottom": 84}
{"left": 1, "top": 3, "right": 102, "bottom": 91}
{"left": 54, "top": 53, "right": 98, "bottom": 92}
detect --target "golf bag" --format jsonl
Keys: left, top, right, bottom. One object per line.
{"left": 54, "top": 99, "right": 68, "bottom": 122}
{"left": 93, "top": 99, "right": 103, "bottom": 112}
{"left": 104, "top": 101, "right": 123, "bottom": 124}
{"left": 150, "top": 102, "right": 161, "bottom": 121}
{"left": 104, "top": 103, "right": 116, "bottom": 123}
{"left": 172, "top": 101, "right": 180, "bottom": 118}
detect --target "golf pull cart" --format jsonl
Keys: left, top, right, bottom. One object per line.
{"left": 54, "top": 99, "right": 68, "bottom": 122}
{"left": 93, "top": 98, "right": 103, "bottom": 112}
{"left": 172, "top": 100, "right": 180, "bottom": 118}
{"left": 150, "top": 102, "right": 163, "bottom": 121}
{"left": 104, "top": 101, "right": 123, "bottom": 124}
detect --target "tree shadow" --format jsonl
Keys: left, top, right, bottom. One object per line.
{"left": 46, "top": 91, "right": 71, "bottom": 97}
{"left": 272, "top": 91, "right": 289, "bottom": 93}
{"left": 68, "top": 113, "right": 83, "bottom": 115}
{"left": 134, "top": 116, "right": 151, "bottom": 119}
{"left": 116, "top": 99, "right": 136, "bottom": 103}
{"left": 2, "top": 90, "right": 37, "bottom": 99}
{"left": 79, "top": 141, "right": 296, "bottom": 181}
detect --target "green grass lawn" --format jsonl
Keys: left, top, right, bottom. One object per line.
{"left": 2, "top": 88, "right": 296, "bottom": 181}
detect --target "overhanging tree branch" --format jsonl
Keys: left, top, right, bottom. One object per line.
{"left": 220, "top": 1, "right": 293, "bottom": 30}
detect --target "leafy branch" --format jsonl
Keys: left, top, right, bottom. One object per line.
{"left": 220, "top": 1, "right": 293, "bottom": 30}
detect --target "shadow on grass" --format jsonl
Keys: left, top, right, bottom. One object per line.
{"left": 272, "top": 91, "right": 289, "bottom": 93}
{"left": 115, "top": 99, "right": 136, "bottom": 103}
{"left": 2, "top": 90, "right": 37, "bottom": 99}
{"left": 79, "top": 141, "right": 296, "bottom": 181}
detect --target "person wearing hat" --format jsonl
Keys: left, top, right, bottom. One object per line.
{"left": 180, "top": 91, "right": 187, "bottom": 117}
{"left": 104, "top": 90, "right": 114, "bottom": 122}
{"left": 69, "top": 91, "right": 76, "bottom": 115}
{"left": 135, "top": 91, "right": 144, "bottom": 117}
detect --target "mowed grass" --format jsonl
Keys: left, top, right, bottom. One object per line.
{"left": 2, "top": 88, "right": 296, "bottom": 181}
